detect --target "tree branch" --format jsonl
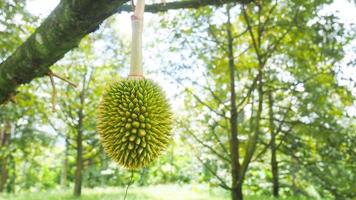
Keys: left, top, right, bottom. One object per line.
{"left": 118, "top": 0, "right": 251, "bottom": 13}
{"left": 209, "top": 122, "right": 230, "bottom": 157}
{"left": 0, "top": 0, "right": 250, "bottom": 105}
{"left": 184, "top": 87, "right": 227, "bottom": 118}
{"left": 186, "top": 128, "right": 231, "bottom": 162}
{"left": 184, "top": 136, "right": 232, "bottom": 191}
{"left": 43, "top": 112, "right": 76, "bottom": 149}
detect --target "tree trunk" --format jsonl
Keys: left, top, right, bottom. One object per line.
{"left": 61, "top": 139, "right": 69, "bottom": 189}
{"left": 226, "top": 5, "right": 243, "bottom": 200}
{"left": 73, "top": 79, "right": 86, "bottom": 197}
{"left": 271, "top": 134, "right": 279, "bottom": 197}
{"left": 0, "top": 150, "right": 8, "bottom": 193}
{"left": 0, "top": 0, "right": 249, "bottom": 105}
{"left": 231, "top": 183, "right": 243, "bottom": 200}
{"left": 73, "top": 125, "right": 83, "bottom": 196}
{"left": 271, "top": 132, "right": 279, "bottom": 197}
{"left": 7, "top": 154, "right": 15, "bottom": 193}
{"left": 0, "top": 122, "right": 11, "bottom": 193}
{"left": 268, "top": 92, "right": 279, "bottom": 197}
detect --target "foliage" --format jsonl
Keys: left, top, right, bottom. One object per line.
{"left": 0, "top": 0, "right": 34, "bottom": 59}
{"left": 157, "top": 0, "right": 355, "bottom": 199}
{"left": 0, "top": 185, "right": 325, "bottom": 200}
{"left": 0, "top": 0, "right": 355, "bottom": 200}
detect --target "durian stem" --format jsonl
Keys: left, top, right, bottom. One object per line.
{"left": 123, "top": 170, "right": 134, "bottom": 200}
{"left": 129, "top": 0, "right": 145, "bottom": 78}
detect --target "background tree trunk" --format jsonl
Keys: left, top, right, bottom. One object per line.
{"left": 0, "top": 0, "right": 249, "bottom": 105}
{"left": 60, "top": 139, "right": 69, "bottom": 189}
{"left": 73, "top": 117, "right": 83, "bottom": 196}
{"left": 268, "top": 92, "right": 279, "bottom": 197}
{"left": 8, "top": 154, "right": 15, "bottom": 193}
{"left": 271, "top": 129, "right": 279, "bottom": 197}
{"left": 0, "top": 122, "right": 11, "bottom": 193}
{"left": 73, "top": 76, "right": 87, "bottom": 197}
{"left": 226, "top": 5, "right": 243, "bottom": 200}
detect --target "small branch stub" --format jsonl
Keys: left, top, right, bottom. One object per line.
{"left": 129, "top": 0, "right": 145, "bottom": 78}
{"left": 47, "top": 71, "right": 77, "bottom": 112}
{"left": 49, "top": 72, "right": 57, "bottom": 112}
{"left": 48, "top": 71, "right": 77, "bottom": 88}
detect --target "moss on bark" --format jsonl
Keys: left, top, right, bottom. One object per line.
{"left": 0, "top": 0, "right": 128, "bottom": 104}
{"left": 0, "top": 0, "right": 250, "bottom": 104}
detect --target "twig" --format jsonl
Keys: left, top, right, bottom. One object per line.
{"left": 43, "top": 112, "right": 76, "bottom": 148}
{"left": 184, "top": 87, "right": 227, "bottom": 118}
{"left": 186, "top": 128, "right": 230, "bottom": 162}
{"left": 184, "top": 136, "right": 231, "bottom": 190}
{"left": 49, "top": 72, "right": 57, "bottom": 112}
{"left": 242, "top": 5, "right": 262, "bottom": 65}
{"left": 49, "top": 71, "right": 77, "bottom": 88}
{"left": 123, "top": 170, "right": 134, "bottom": 200}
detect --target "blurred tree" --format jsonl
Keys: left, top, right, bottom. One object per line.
{"left": 0, "top": 0, "right": 34, "bottom": 59}
{"left": 159, "top": 0, "right": 355, "bottom": 200}
{"left": 0, "top": 0, "right": 251, "bottom": 104}
{"left": 42, "top": 35, "right": 124, "bottom": 196}
{"left": 0, "top": 85, "right": 53, "bottom": 193}
{"left": 0, "top": 121, "right": 11, "bottom": 192}
{"left": 0, "top": 0, "right": 354, "bottom": 199}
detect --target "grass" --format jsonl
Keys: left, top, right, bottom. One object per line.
{"left": 0, "top": 185, "right": 316, "bottom": 200}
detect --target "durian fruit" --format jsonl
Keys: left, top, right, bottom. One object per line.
{"left": 97, "top": 78, "right": 172, "bottom": 169}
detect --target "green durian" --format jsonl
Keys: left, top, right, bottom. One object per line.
{"left": 97, "top": 78, "right": 172, "bottom": 169}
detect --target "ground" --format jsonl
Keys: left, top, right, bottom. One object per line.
{"left": 0, "top": 185, "right": 317, "bottom": 200}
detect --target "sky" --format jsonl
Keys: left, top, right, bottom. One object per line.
{"left": 25, "top": 0, "right": 356, "bottom": 116}
{"left": 17, "top": 0, "right": 356, "bottom": 167}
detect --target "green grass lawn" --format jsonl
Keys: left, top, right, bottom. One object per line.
{"left": 0, "top": 185, "right": 316, "bottom": 200}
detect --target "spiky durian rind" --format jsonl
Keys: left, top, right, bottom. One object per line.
{"left": 97, "top": 78, "right": 172, "bottom": 169}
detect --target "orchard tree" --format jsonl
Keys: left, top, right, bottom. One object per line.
{"left": 0, "top": 85, "right": 53, "bottom": 193}
{"left": 42, "top": 37, "right": 121, "bottom": 196}
{"left": 0, "top": 0, "right": 250, "bottom": 104}
{"left": 158, "top": 0, "right": 355, "bottom": 199}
